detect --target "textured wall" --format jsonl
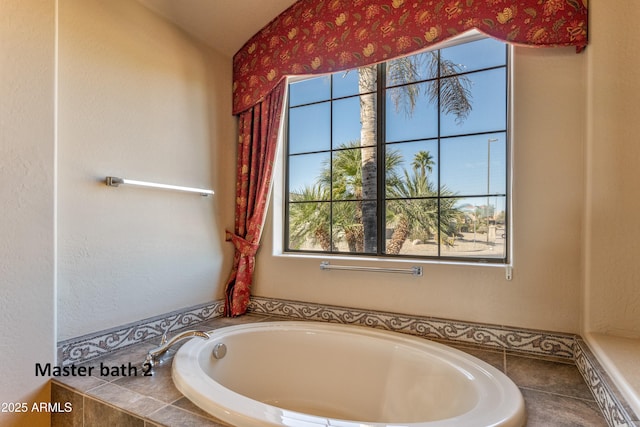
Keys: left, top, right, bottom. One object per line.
{"left": 255, "top": 45, "right": 587, "bottom": 334}
{"left": 56, "top": 0, "right": 236, "bottom": 340}
{"left": 0, "top": 0, "right": 56, "bottom": 425}
{"left": 584, "top": 0, "right": 640, "bottom": 338}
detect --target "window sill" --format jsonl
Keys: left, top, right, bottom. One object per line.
{"left": 274, "top": 251, "right": 511, "bottom": 269}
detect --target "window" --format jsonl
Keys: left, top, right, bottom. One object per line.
{"left": 285, "top": 37, "right": 509, "bottom": 263}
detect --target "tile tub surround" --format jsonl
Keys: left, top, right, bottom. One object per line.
{"left": 575, "top": 339, "right": 640, "bottom": 427}
{"left": 53, "top": 314, "right": 609, "bottom": 427}
{"left": 53, "top": 297, "right": 638, "bottom": 426}
{"left": 52, "top": 315, "right": 267, "bottom": 427}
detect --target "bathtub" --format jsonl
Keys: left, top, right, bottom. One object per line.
{"left": 172, "top": 321, "right": 526, "bottom": 427}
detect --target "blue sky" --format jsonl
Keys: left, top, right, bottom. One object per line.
{"left": 287, "top": 37, "right": 508, "bottom": 215}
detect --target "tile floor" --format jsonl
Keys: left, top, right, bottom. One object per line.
{"left": 453, "top": 343, "right": 607, "bottom": 426}
{"left": 52, "top": 314, "right": 608, "bottom": 426}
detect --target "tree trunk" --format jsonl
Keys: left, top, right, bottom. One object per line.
{"left": 345, "top": 225, "right": 363, "bottom": 252}
{"left": 314, "top": 228, "right": 331, "bottom": 252}
{"left": 386, "top": 215, "right": 409, "bottom": 255}
{"left": 359, "top": 66, "right": 377, "bottom": 253}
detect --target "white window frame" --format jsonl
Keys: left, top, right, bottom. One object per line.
{"left": 272, "top": 31, "right": 514, "bottom": 270}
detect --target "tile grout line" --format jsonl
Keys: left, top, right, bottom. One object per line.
{"left": 518, "top": 386, "right": 599, "bottom": 403}
{"left": 55, "top": 296, "right": 638, "bottom": 427}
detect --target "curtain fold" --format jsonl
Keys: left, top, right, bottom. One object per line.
{"left": 224, "top": 81, "right": 286, "bottom": 317}
{"left": 233, "top": 0, "right": 588, "bottom": 115}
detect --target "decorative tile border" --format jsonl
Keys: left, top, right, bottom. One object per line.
{"left": 57, "top": 295, "right": 638, "bottom": 427}
{"left": 575, "top": 339, "right": 639, "bottom": 427}
{"left": 250, "top": 296, "right": 640, "bottom": 426}
{"left": 58, "top": 300, "right": 224, "bottom": 366}
{"left": 248, "top": 296, "right": 576, "bottom": 359}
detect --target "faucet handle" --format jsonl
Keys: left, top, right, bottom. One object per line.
{"left": 159, "top": 325, "right": 171, "bottom": 345}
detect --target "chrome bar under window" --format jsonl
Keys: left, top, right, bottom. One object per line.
{"left": 320, "top": 261, "right": 422, "bottom": 277}
{"left": 105, "top": 176, "right": 214, "bottom": 197}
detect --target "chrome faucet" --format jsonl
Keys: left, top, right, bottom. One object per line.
{"left": 144, "top": 329, "right": 210, "bottom": 368}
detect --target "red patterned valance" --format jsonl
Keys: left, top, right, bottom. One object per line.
{"left": 232, "top": 0, "right": 587, "bottom": 114}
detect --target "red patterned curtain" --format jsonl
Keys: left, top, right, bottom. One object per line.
{"left": 233, "top": 0, "right": 587, "bottom": 115}
{"left": 224, "top": 81, "right": 286, "bottom": 316}
{"left": 225, "top": 0, "right": 588, "bottom": 315}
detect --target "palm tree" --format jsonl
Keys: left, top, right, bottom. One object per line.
{"left": 319, "top": 144, "right": 362, "bottom": 200}
{"left": 386, "top": 51, "right": 473, "bottom": 124}
{"left": 320, "top": 141, "right": 403, "bottom": 198}
{"left": 289, "top": 49, "right": 473, "bottom": 254}
{"left": 358, "top": 49, "right": 472, "bottom": 253}
{"left": 288, "top": 183, "right": 331, "bottom": 251}
{"left": 289, "top": 142, "right": 403, "bottom": 253}
{"left": 411, "top": 150, "right": 435, "bottom": 178}
{"left": 386, "top": 157, "right": 463, "bottom": 255}
{"left": 358, "top": 65, "right": 378, "bottom": 253}
{"left": 320, "top": 141, "right": 403, "bottom": 252}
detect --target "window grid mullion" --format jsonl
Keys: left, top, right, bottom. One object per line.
{"left": 436, "top": 48, "right": 442, "bottom": 258}
{"left": 377, "top": 63, "right": 386, "bottom": 256}
{"left": 285, "top": 38, "right": 509, "bottom": 263}
{"left": 329, "top": 78, "right": 335, "bottom": 252}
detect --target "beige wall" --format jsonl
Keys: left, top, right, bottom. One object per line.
{"left": 2, "top": 1, "right": 236, "bottom": 423}
{"left": 584, "top": 1, "right": 640, "bottom": 338}
{"left": 255, "top": 45, "right": 587, "bottom": 334}
{"left": 2, "top": 0, "right": 638, "bottom": 424}
{"left": 56, "top": 0, "right": 236, "bottom": 340}
{"left": 0, "top": 0, "right": 56, "bottom": 425}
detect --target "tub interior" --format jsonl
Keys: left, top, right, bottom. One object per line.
{"left": 198, "top": 327, "right": 484, "bottom": 423}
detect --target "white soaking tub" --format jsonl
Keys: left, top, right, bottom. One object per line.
{"left": 172, "top": 321, "right": 526, "bottom": 427}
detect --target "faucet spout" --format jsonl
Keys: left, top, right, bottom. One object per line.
{"left": 145, "top": 330, "right": 210, "bottom": 368}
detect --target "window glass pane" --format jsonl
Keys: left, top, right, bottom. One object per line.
{"left": 331, "top": 146, "right": 378, "bottom": 201}
{"left": 331, "top": 201, "right": 376, "bottom": 254}
{"left": 386, "top": 51, "right": 437, "bottom": 86}
{"left": 332, "top": 147, "right": 361, "bottom": 200}
{"left": 332, "top": 68, "right": 377, "bottom": 98}
{"left": 386, "top": 140, "right": 438, "bottom": 196}
{"left": 355, "top": 93, "right": 377, "bottom": 149}
{"left": 444, "top": 197, "right": 506, "bottom": 259}
{"left": 440, "top": 133, "right": 505, "bottom": 196}
{"left": 289, "top": 76, "right": 330, "bottom": 107}
{"left": 288, "top": 152, "right": 330, "bottom": 201}
{"left": 386, "top": 81, "right": 438, "bottom": 142}
{"left": 440, "top": 68, "right": 506, "bottom": 136}
{"left": 285, "top": 37, "right": 509, "bottom": 262}
{"left": 332, "top": 201, "right": 361, "bottom": 252}
{"left": 332, "top": 96, "right": 373, "bottom": 149}
{"left": 440, "top": 38, "right": 506, "bottom": 75}
{"left": 384, "top": 145, "right": 404, "bottom": 193}
{"left": 288, "top": 201, "right": 331, "bottom": 251}
{"left": 289, "top": 103, "right": 330, "bottom": 154}
{"left": 488, "top": 135, "right": 506, "bottom": 195}
{"left": 385, "top": 199, "right": 439, "bottom": 256}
